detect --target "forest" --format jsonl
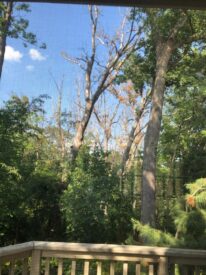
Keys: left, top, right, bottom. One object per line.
{"left": 1, "top": 2, "right": 206, "bottom": 252}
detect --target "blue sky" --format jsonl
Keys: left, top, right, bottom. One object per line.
{"left": 0, "top": 3, "right": 127, "bottom": 113}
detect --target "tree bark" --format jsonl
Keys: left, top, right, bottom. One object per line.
{"left": 0, "top": 2, "right": 13, "bottom": 79}
{"left": 104, "top": 131, "right": 110, "bottom": 153}
{"left": 71, "top": 99, "right": 94, "bottom": 159}
{"left": 141, "top": 40, "right": 174, "bottom": 226}
{"left": 121, "top": 123, "right": 142, "bottom": 170}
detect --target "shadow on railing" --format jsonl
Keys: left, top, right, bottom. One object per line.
{"left": 0, "top": 241, "right": 206, "bottom": 274}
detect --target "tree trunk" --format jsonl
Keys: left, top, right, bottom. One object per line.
{"left": 121, "top": 97, "right": 147, "bottom": 178}
{"left": 0, "top": 36, "right": 6, "bottom": 79}
{"left": 0, "top": 2, "right": 13, "bottom": 79}
{"left": 121, "top": 123, "right": 142, "bottom": 174}
{"left": 120, "top": 123, "right": 143, "bottom": 193}
{"left": 126, "top": 127, "right": 143, "bottom": 171}
{"left": 141, "top": 40, "right": 174, "bottom": 227}
{"left": 71, "top": 99, "right": 94, "bottom": 159}
{"left": 121, "top": 124, "right": 137, "bottom": 174}
{"left": 104, "top": 133, "right": 109, "bottom": 153}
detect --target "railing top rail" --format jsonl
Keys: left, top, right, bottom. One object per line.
{"left": 34, "top": 241, "right": 206, "bottom": 259}
{"left": 1, "top": 241, "right": 206, "bottom": 259}
{"left": 0, "top": 241, "right": 34, "bottom": 258}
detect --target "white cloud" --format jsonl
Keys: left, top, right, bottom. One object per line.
{"left": 5, "top": 46, "right": 23, "bottom": 62}
{"left": 29, "top": 49, "right": 46, "bottom": 61}
{"left": 26, "top": 65, "right": 34, "bottom": 71}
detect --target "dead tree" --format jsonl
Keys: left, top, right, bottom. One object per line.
{"left": 109, "top": 81, "right": 150, "bottom": 180}
{"left": 50, "top": 73, "right": 66, "bottom": 160}
{"left": 62, "top": 6, "right": 143, "bottom": 160}
{"left": 93, "top": 95, "right": 120, "bottom": 153}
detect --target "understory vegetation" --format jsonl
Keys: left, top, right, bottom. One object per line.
{"left": 1, "top": 94, "right": 206, "bottom": 249}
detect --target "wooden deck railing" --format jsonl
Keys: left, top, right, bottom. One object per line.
{"left": 1, "top": 241, "right": 206, "bottom": 274}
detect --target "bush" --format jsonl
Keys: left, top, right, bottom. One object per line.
{"left": 61, "top": 147, "right": 133, "bottom": 243}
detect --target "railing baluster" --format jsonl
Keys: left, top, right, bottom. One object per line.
{"left": 110, "top": 262, "right": 115, "bottom": 275}
{"left": 135, "top": 263, "right": 141, "bottom": 275}
{"left": 195, "top": 266, "right": 200, "bottom": 275}
{"left": 30, "top": 250, "right": 41, "bottom": 275}
{"left": 149, "top": 264, "right": 154, "bottom": 275}
{"left": 97, "top": 262, "right": 102, "bottom": 275}
{"left": 22, "top": 258, "right": 28, "bottom": 275}
{"left": 71, "top": 261, "right": 76, "bottom": 275}
{"left": 84, "top": 261, "right": 89, "bottom": 275}
{"left": 58, "top": 259, "right": 63, "bottom": 275}
{"left": 158, "top": 257, "right": 168, "bottom": 275}
{"left": 44, "top": 258, "right": 50, "bottom": 275}
{"left": 123, "top": 263, "right": 128, "bottom": 275}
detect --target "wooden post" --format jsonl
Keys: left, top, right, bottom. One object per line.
{"left": 97, "top": 262, "right": 102, "bottom": 275}
{"left": 71, "top": 261, "right": 76, "bottom": 275}
{"left": 110, "top": 262, "right": 115, "bottom": 275}
{"left": 149, "top": 264, "right": 154, "bottom": 275}
{"left": 30, "top": 250, "right": 41, "bottom": 275}
{"left": 84, "top": 261, "right": 89, "bottom": 275}
{"left": 123, "top": 263, "right": 128, "bottom": 275}
{"left": 57, "top": 259, "right": 63, "bottom": 275}
{"left": 135, "top": 263, "right": 141, "bottom": 275}
{"left": 158, "top": 257, "right": 168, "bottom": 275}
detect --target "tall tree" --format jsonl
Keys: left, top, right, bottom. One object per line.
{"left": 140, "top": 9, "right": 206, "bottom": 226}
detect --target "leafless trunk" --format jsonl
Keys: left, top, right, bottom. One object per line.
{"left": 127, "top": 126, "right": 144, "bottom": 170}
{"left": 121, "top": 96, "right": 148, "bottom": 177}
{"left": 50, "top": 74, "right": 67, "bottom": 184}
{"left": 50, "top": 74, "right": 66, "bottom": 160}
{"left": 0, "top": 2, "right": 13, "bottom": 78}
{"left": 120, "top": 121, "right": 144, "bottom": 192}
{"left": 57, "top": 89, "right": 66, "bottom": 160}
{"left": 72, "top": 99, "right": 94, "bottom": 158}
{"left": 94, "top": 99, "right": 120, "bottom": 153}
{"left": 122, "top": 123, "right": 143, "bottom": 170}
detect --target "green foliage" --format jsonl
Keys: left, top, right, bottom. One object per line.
{"left": 130, "top": 176, "right": 206, "bottom": 249}
{"left": 175, "top": 209, "right": 206, "bottom": 249}
{"left": 158, "top": 48, "right": 206, "bottom": 194}
{"left": 0, "top": 95, "right": 66, "bottom": 245}
{"left": 21, "top": 173, "right": 66, "bottom": 242}
{"left": 186, "top": 178, "right": 206, "bottom": 209}
{"left": 132, "top": 210, "right": 206, "bottom": 249}
{"left": 132, "top": 219, "right": 177, "bottom": 247}
{"left": 185, "top": 210, "right": 206, "bottom": 238}
{"left": 61, "top": 147, "right": 133, "bottom": 243}
{"left": 0, "top": 2, "right": 46, "bottom": 48}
